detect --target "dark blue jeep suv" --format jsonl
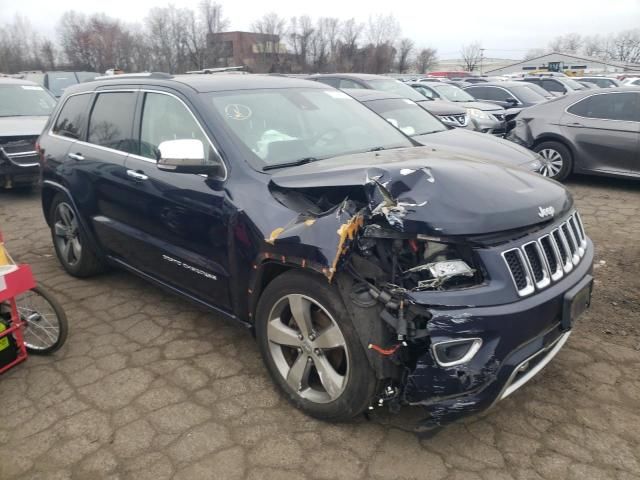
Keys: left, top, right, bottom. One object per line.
{"left": 37, "top": 73, "right": 593, "bottom": 428}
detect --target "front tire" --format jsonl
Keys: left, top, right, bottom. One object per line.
{"left": 17, "top": 285, "right": 68, "bottom": 355}
{"left": 534, "top": 141, "right": 573, "bottom": 181}
{"left": 49, "top": 194, "right": 105, "bottom": 277}
{"left": 255, "top": 270, "right": 377, "bottom": 421}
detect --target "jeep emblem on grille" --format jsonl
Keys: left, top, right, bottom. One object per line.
{"left": 538, "top": 206, "right": 555, "bottom": 218}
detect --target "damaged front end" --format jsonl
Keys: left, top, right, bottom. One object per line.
{"left": 261, "top": 149, "right": 581, "bottom": 428}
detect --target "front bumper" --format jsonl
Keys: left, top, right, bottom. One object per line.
{"left": 0, "top": 156, "right": 40, "bottom": 188}
{"left": 403, "top": 238, "right": 593, "bottom": 427}
{"left": 468, "top": 116, "right": 506, "bottom": 136}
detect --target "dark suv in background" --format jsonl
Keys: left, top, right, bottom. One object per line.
{"left": 37, "top": 73, "right": 593, "bottom": 429}
{"left": 20, "top": 70, "right": 99, "bottom": 98}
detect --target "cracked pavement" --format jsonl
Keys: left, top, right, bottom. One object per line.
{"left": 0, "top": 175, "right": 639, "bottom": 480}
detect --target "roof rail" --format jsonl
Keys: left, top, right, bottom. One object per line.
{"left": 185, "top": 66, "right": 247, "bottom": 74}
{"left": 93, "top": 72, "right": 173, "bottom": 81}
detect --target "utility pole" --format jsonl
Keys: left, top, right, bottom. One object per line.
{"left": 480, "top": 48, "right": 486, "bottom": 75}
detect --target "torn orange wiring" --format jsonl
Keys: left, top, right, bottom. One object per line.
{"left": 368, "top": 343, "right": 401, "bottom": 356}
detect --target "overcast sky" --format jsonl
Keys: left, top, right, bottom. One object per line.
{"left": 1, "top": 0, "right": 639, "bottom": 59}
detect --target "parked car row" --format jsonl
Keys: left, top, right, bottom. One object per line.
{"left": 34, "top": 72, "right": 594, "bottom": 430}
{"left": 16, "top": 71, "right": 100, "bottom": 98}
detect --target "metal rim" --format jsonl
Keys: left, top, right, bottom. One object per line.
{"left": 16, "top": 290, "right": 62, "bottom": 351}
{"left": 266, "top": 294, "right": 349, "bottom": 404}
{"left": 538, "top": 148, "right": 564, "bottom": 177}
{"left": 53, "top": 202, "right": 82, "bottom": 267}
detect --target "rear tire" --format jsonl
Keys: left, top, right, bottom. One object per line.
{"left": 18, "top": 285, "right": 68, "bottom": 355}
{"left": 255, "top": 270, "right": 377, "bottom": 421}
{"left": 49, "top": 194, "right": 105, "bottom": 277}
{"left": 534, "top": 141, "right": 573, "bottom": 181}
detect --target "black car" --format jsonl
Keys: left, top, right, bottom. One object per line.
{"left": 0, "top": 78, "right": 57, "bottom": 189}
{"left": 509, "top": 87, "right": 640, "bottom": 180}
{"left": 21, "top": 71, "right": 100, "bottom": 98}
{"left": 463, "top": 81, "right": 553, "bottom": 109}
{"left": 518, "top": 76, "right": 588, "bottom": 97}
{"left": 38, "top": 73, "right": 593, "bottom": 428}
{"left": 343, "top": 88, "right": 542, "bottom": 172}
{"left": 309, "top": 73, "right": 470, "bottom": 128}
{"left": 408, "top": 82, "right": 508, "bottom": 135}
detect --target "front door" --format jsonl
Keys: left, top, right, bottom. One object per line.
{"left": 121, "top": 90, "right": 232, "bottom": 310}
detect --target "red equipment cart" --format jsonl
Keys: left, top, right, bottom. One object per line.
{"left": 0, "top": 260, "right": 36, "bottom": 374}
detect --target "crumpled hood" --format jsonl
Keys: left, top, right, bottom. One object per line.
{"left": 270, "top": 147, "right": 572, "bottom": 236}
{"left": 413, "top": 128, "right": 538, "bottom": 167}
{"left": 0, "top": 116, "right": 48, "bottom": 137}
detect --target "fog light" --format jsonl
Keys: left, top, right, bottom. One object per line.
{"left": 432, "top": 338, "right": 483, "bottom": 367}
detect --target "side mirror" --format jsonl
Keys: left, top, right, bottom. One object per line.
{"left": 157, "top": 139, "right": 221, "bottom": 176}
{"left": 505, "top": 97, "right": 519, "bottom": 106}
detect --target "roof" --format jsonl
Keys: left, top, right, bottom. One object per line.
{"left": 464, "top": 81, "right": 534, "bottom": 88}
{"left": 342, "top": 88, "right": 404, "bottom": 102}
{"left": 310, "top": 73, "right": 390, "bottom": 81}
{"left": 69, "top": 73, "right": 327, "bottom": 94}
{"left": 0, "top": 77, "right": 40, "bottom": 86}
{"left": 486, "top": 52, "right": 640, "bottom": 74}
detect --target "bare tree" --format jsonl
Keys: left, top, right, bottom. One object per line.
{"left": 364, "top": 14, "right": 400, "bottom": 73}
{"left": 200, "top": 1, "right": 229, "bottom": 66}
{"left": 414, "top": 47, "right": 437, "bottom": 74}
{"left": 460, "top": 42, "right": 482, "bottom": 72}
{"left": 288, "top": 16, "right": 314, "bottom": 70}
{"left": 611, "top": 29, "right": 640, "bottom": 63}
{"left": 252, "top": 12, "right": 286, "bottom": 71}
{"left": 524, "top": 48, "right": 547, "bottom": 60}
{"left": 337, "top": 18, "right": 363, "bottom": 71}
{"left": 397, "top": 38, "right": 414, "bottom": 73}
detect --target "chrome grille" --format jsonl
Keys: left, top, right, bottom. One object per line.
{"left": 502, "top": 212, "right": 587, "bottom": 296}
{"left": 439, "top": 114, "right": 468, "bottom": 127}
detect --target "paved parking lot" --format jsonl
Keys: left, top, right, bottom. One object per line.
{"left": 0, "top": 176, "right": 639, "bottom": 480}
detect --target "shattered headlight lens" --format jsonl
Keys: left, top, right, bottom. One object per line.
{"left": 406, "top": 259, "right": 475, "bottom": 290}
{"left": 466, "top": 108, "right": 490, "bottom": 121}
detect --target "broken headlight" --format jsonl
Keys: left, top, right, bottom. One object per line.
{"left": 358, "top": 228, "right": 483, "bottom": 291}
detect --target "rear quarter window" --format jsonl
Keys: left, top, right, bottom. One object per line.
{"left": 87, "top": 92, "right": 137, "bottom": 152}
{"left": 52, "top": 94, "right": 92, "bottom": 140}
{"left": 567, "top": 92, "right": 639, "bottom": 122}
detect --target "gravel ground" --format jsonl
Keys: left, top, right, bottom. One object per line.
{"left": 0, "top": 175, "right": 638, "bottom": 480}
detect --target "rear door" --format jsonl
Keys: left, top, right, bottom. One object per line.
{"left": 562, "top": 91, "right": 640, "bottom": 175}
{"left": 68, "top": 90, "right": 140, "bottom": 256}
{"left": 121, "top": 90, "right": 232, "bottom": 309}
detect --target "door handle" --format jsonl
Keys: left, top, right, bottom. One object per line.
{"left": 126, "top": 170, "right": 148, "bottom": 181}
{"left": 567, "top": 121, "right": 584, "bottom": 128}
{"left": 67, "top": 152, "right": 85, "bottom": 161}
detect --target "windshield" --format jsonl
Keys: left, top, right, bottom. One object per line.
{"left": 0, "top": 85, "right": 56, "bottom": 117}
{"left": 207, "top": 88, "right": 412, "bottom": 169}
{"left": 432, "top": 84, "right": 475, "bottom": 102}
{"left": 366, "top": 98, "right": 447, "bottom": 137}
{"left": 511, "top": 85, "right": 548, "bottom": 103}
{"left": 47, "top": 72, "right": 79, "bottom": 97}
{"left": 561, "top": 78, "right": 586, "bottom": 90}
{"left": 366, "top": 79, "right": 426, "bottom": 102}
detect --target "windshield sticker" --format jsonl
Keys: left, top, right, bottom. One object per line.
{"left": 225, "top": 104, "right": 252, "bottom": 120}
{"left": 325, "top": 91, "right": 351, "bottom": 99}
{"left": 21, "top": 85, "right": 44, "bottom": 91}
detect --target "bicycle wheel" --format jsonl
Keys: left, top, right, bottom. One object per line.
{"left": 16, "top": 285, "right": 68, "bottom": 355}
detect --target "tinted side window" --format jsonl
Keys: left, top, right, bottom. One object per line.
{"left": 465, "top": 86, "right": 488, "bottom": 99}
{"left": 88, "top": 92, "right": 137, "bottom": 152}
{"left": 139, "top": 92, "right": 220, "bottom": 166}
{"left": 339, "top": 79, "right": 364, "bottom": 89}
{"left": 315, "top": 77, "right": 339, "bottom": 88}
{"left": 568, "top": 93, "right": 639, "bottom": 122}
{"left": 52, "top": 94, "right": 92, "bottom": 140}
{"left": 543, "top": 79, "right": 565, "bottom": 93}
{"left": 489, "top": 88, "right": 514, "bottom": 102}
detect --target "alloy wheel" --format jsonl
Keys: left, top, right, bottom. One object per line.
{"left": 53, "top": 203, "right": 82, "bottom": 266}
{"left": 538, "top": 148, "right": 564, "bottom": 177}
{"left": 267, "top": 294, "right": 349, "bottom": 404}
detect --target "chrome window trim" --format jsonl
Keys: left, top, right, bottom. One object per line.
{"left": 564, "top": 91, "right": 640, "bottom": 124}
{"left": 47, "top": 88, "right": 228, "bottom": 181}
{"left": 431, "top": 338, "right": 483, "bottom": 367}
{"left": 522, "top": 241, "right": 551, "bottom": 289}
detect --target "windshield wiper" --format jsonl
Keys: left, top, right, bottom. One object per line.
{"left": 262, "top": 157, "right": 319, "bottom": 171}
